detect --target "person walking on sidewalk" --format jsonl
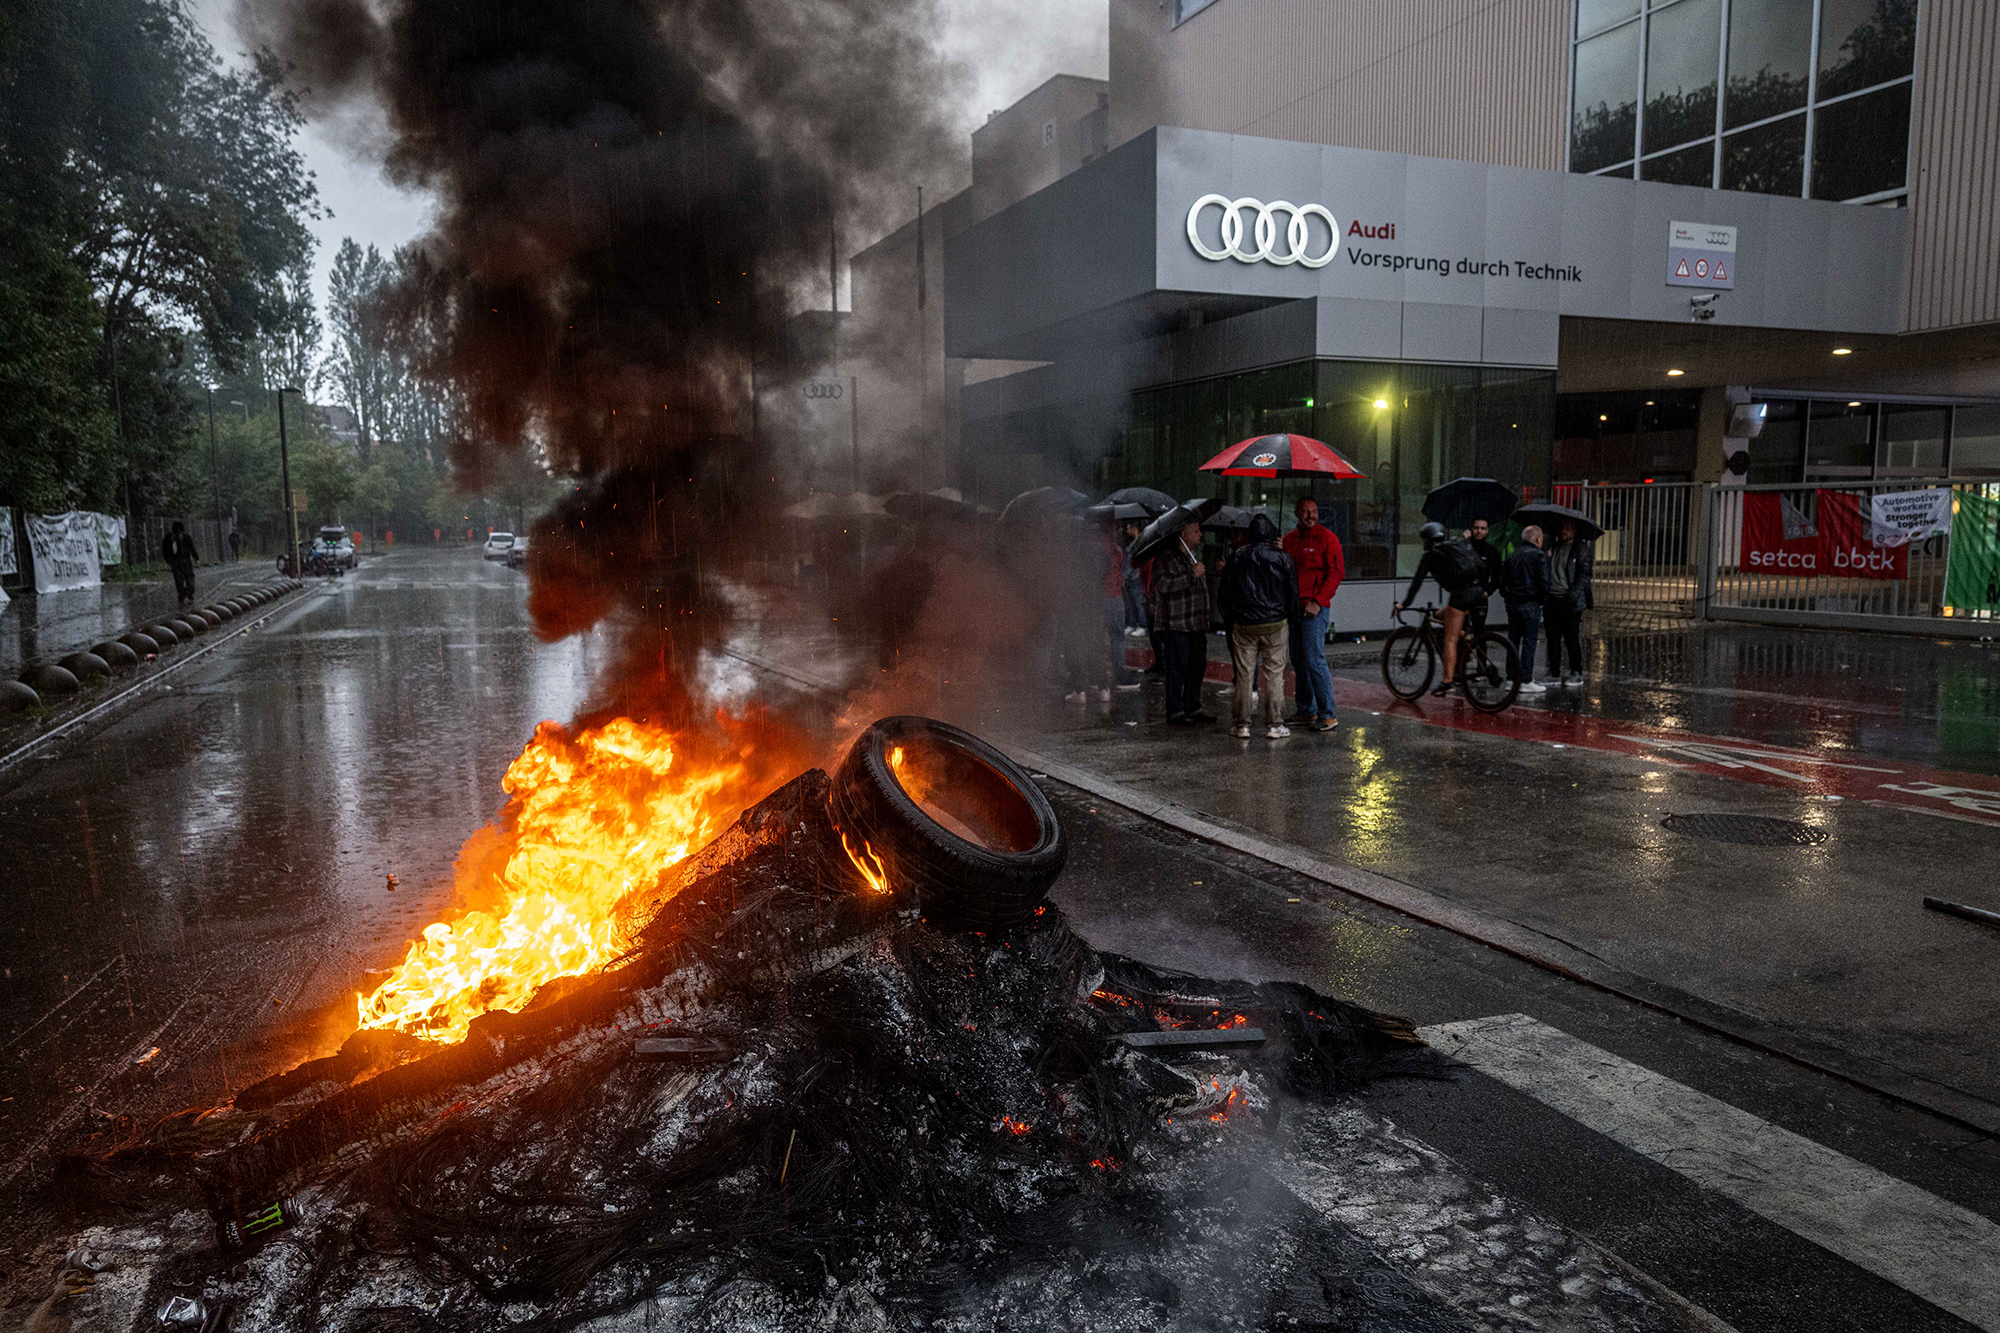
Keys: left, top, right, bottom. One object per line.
{"left": 162, "top": 521, "right": 199, "bottom": 605}
{"left": 1545, "top": 519, "right": 1594, "bottom": 688}
{"left": 227, "top": 529, "right": 242, "bottom": 562}
{"left": 1281, "top": 498, "right": 1343, "bottom": 731}
{"left": 1501, "top": 524, "right": 1551, "bottom": 695}
{"left": 1148, "top": 519, "right": 1215, "bottom": 726}
{"left": 1219, "top": 512, "right": 1299, "bottom": 738}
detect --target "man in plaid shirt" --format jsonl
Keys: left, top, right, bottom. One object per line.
{"left": 1148, "top": 519, "right": 1215, "bottom": 725}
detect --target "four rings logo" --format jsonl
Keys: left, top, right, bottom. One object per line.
{"left": 803, "top": 382, "right": 844, "bottom": 400}
{"left": 1186, "top": 194, "right": 1337, "bottom": 268}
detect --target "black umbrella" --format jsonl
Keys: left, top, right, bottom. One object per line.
{"left": 1423, "top": 478, "right": 1517, "bottom": 530}
{"left": 998, "top": 486, "right": 1089, "bottom": 530}
{"left": 1202, "top": 504, "right": 1256, "bottom": 532}
{"left": 1106, "top": 486, "right": 1178, "bottom": 516}
{"left": 1085, "top": 501, "right": 1155, "bottom": 523}
{"left": 1126, "top": 497, "right": 1224, "bottom": 566}
{"left": 1513, "top": 502, "right": 1604, "bottom": 542}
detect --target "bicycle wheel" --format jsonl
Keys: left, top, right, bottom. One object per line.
{"left": 1381, "top": 626, "right": 1436, "bottom": 700}
{"left": 1460, "top": 631, "right": 1521, "bottom": 713}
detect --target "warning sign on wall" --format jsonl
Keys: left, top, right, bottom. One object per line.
{"left": 1667, "top": 220, "right": 1736, "bottom": 291}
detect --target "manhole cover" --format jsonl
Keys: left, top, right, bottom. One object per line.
{"left": 1660, "top": 813, "right": 1829, "bottom": 846}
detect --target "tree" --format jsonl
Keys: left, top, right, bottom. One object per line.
{"left": 326, "top": 239, "right": 393, "bottom": 462}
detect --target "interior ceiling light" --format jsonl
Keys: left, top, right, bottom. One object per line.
{"left": 1373, "top": 398, "right": 1389, "bottom": 409}
{"left": 1599, "top": 414, "right": 1609, "bottom": 421}
{"left": 1832, "top": 347, "right": 1853, "bottom": 355}
{"left": 1848, "top": 400, "right": 1862, "bottom": 407}
{"left": 1666, "top": 368, "right": 1685, "bottom": 377}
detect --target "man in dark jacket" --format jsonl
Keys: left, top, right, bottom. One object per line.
{"left": 1219, "top": 512, "right": 1299, "bottom": 738}
{"left": 161, "top": 521, "right": 198, "bottom": 604}
{"left": 1147, "top": 519, "right": 1215, "bottom": 725}
{"left": 1465, "top": 518, "right": 1502, "bottom": 635}
{"left": 1544, "top": 519, "right": 1595, "bottom": 688}
{"left": 1500, "top": 524, "right": 1551, "bottom": 694}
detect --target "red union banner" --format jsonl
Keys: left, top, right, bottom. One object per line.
{"left": 1741, "top": 492, "right": 1820, "bottom": 573}
{"left": 1816, "top": 489, "right": 1907, "bottom": 580}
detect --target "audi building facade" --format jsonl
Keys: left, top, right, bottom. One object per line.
{"left": 845, "top": 0, "right": 2000, "bottom": 622}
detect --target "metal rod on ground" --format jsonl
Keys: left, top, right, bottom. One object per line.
{"left": 779, "top": 1128, "right": 797, "bottom": 1185}
{"left": 1923, "top": 896, "right": 2000, "bottom": 930}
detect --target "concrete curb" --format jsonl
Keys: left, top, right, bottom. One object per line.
{"left": 0, "top": 582, "right": 311, "bottom": 781}
{"left": 1008, "top": 743, "right": 2000, "bottom": 1140}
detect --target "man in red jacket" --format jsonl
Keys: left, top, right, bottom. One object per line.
{"left": 1280, "top": 498, "right": 1343, "bottom": 730}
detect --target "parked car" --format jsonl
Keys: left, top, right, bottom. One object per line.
{"left": 317, "top": 526, "right": 357, "bottom": 570}
{"left": 483, "top": 532, "right": 515, "bottom": 561}
{"left": 506, "top": 534, "right": 529, "bottom": 568}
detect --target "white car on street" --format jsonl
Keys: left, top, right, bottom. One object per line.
{"left": 483, "top": 532, "right": 515, "bottom": 561}
{"left": 506, "top": 534, "right": 529, "bottom": 568}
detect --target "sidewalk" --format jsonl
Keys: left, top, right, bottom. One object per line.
{"left": 1019, "top": 620, "right": 2000, "bottom": 1133}
{"left": 1, "top": 560, "right": 278, "bottom": 675}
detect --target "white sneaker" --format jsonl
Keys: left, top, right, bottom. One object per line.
{"left": 1564, "top": 673, "right": 1584, "bottom": 688}
{"left": 1517, "top": 680, "right": 1547, "bottom": 695}
{"left": 1266, "top": 724, "right": 1291, "bottom": 738}
{"left": 1231, "top": 723, "right": 1251, "bottom": 738}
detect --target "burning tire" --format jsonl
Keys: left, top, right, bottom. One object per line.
{"left": 831, "top": 716, "right": 1066, "bottom": 931}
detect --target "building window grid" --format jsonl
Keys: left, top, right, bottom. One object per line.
{"left": 1571, "top": 0, "right": 1912, "bottom": 201}
{"left": 1761, "top": 400, "right": 2000, "bottom": 482}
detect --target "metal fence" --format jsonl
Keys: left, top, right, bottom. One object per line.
{"left": 1553, "top": 477, "right": 2000, "bottom": 637}
{"left": 126, "top": 515, "right": 236, "bottom": 567}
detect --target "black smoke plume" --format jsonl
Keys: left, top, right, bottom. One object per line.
{"left": 236, "top": 0, "right": 966, "bottom": 725}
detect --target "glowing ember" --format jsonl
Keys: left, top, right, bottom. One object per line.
{"left": 355, "top": 717, "right": 746, "bottom": 1044}
{"left": 993, "top": 1115, "right": 1032, "bottom": 1136}
{"left": 841, "top": 829, "right": 892, "bottom": 895}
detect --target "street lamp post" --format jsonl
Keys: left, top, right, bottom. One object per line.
{"left": 277, "top": 386, "right": 303, "bottom": 576}
{"left": 206, "top": 387, "right": 223, "bottom": 561}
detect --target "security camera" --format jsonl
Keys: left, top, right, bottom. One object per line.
{"left": 1690, "top": 292, "right": 1721, "bottom": 322}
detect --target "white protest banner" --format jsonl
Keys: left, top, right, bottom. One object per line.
{"left": 1868, "top": 489, "right": 1953, "bottom": 546}
{"left": 90, "top": 511, "right": 125, "bottom": 565}
{"left": 25, "top": 510, "right": 103, "bottom": 592}
{"left": 0, "top": 506, "right": 15, "bottom": 576}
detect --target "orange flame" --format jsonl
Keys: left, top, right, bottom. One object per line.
{"left": 840, "top": 828, "right": 892, "bottom": 895}
{"left": 354, "top": 717, "right": 747, "bottom": 1044}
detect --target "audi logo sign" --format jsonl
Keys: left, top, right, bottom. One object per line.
{"left": 1186, "top": 195, "right": 1337, "bottom": 268}
{"left": 803, "top": 382, "right": 844, "bottom": 400}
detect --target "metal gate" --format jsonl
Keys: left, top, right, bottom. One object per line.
{"left": 1559, "top": 482, "right": 1706, "bottom": 619}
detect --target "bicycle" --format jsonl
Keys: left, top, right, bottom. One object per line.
{"left": 1381, "top": 603, "right": 1522, "bottom": 713}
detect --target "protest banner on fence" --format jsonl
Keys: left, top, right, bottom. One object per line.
{"left": 25, "top": 511, "right": 103, "bottom": 592}
{"left": 1944, "top": 491, "right": 2000, "bottom": 615}
{"left": 1868, "top": 488, "right": 1954, "bottom": 545}
{"left": 92, "top": 512, "right": 125, "bottom": 565}
{"left": 0, "top": 506, "right": 15, "bottom": 577}
{"left": 1740, "top": 491, "right": 1820, "bottom": 573}
{"left": 1816, "top": 490, "right": 1908, "bottom": 580}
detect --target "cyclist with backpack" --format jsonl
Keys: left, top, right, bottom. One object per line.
{"left": 1392, "top": 521, "right": 1486, "bottom": 697}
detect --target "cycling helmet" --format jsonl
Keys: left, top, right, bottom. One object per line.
{"left": 1417, "top": 521, "right": 1446, "bottom": 546}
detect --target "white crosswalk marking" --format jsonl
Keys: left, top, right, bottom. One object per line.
{"left": 1422, "top": 1013, "right": 2000, "bottom": 1332}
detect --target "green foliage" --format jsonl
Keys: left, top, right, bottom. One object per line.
{"left": 0, "top": 0, "right": 320, "bottom": 516}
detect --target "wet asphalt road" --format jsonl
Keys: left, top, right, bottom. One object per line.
{"left": 1, "top": 550, "right": 1996, "bottom": 1330}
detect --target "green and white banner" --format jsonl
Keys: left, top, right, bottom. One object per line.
{"left": 1943, "top": 491, "right": 2000, "bottom": 616}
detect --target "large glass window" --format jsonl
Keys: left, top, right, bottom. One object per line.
{"left": 1572, "top": 22, "right": 1640, "bottom": 172}
{"left": 1571, "top": 0, "right": 1913, "bottom": 201}
{"left": 1726, "top": 0, "right": 1812, "bottom": 127}
{"left": 1644, "top": 0, "right": 1720, "bottom": 155}
{"left": 1643, "top": 141, "right": 1716, "bottom": 186}
{"left": 1806, "top": 400, "right": 1875, "bottom": 479}
{"left": 1952, "top": 405, "right": 2000, "bottom": 478}
{"left": 1748, "top": 400, "right": 1805, "bottom": 485}
{"left": 1722, "top": 113, "right": 1806, "bottom": 195}
{"left": 1817, "top": 0, "right": 1918, "bottom": 100}
{"left": 1877, "top": 405, "right": 1947, "bottom": 477}
{"left": 1812, "top": 82, "right": 1913, "bottom": 201}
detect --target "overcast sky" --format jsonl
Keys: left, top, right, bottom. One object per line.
{"left": 192, "top": 0, "right": 1109, "bottom": 315}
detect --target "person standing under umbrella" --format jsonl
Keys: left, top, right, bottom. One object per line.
{"left": 1281, "top": 498, "right": 1343, "bottom": 730}
{"left": 1464, "top": 518, "right": 1502, "bottom": 636}
{"left": 1220, "top": 512, "right": 1298, "bottom": 738}
{"left": 1148, "top": 519, "right": 1215, "bottom": 725}
{"left": 1544, "top": 519, "right": 1594, "bottom": 688}
{"left": 1500, "top": 525, "right": 1550, "bottom": 695}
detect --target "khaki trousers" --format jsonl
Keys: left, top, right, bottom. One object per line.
{"left": 1229, "top": 621, "right": 1290, "bottom": 726}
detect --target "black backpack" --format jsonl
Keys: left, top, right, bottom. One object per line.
{"left": 1433, "top": 537, "right": 1483, "bottom": 590}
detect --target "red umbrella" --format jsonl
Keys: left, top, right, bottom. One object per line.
{"left": 1198, "top": 433, "right": 1366, "bottom": 480}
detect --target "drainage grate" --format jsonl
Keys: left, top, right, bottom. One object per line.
{"left": 1660, "top": 812, "right": 1829, "bottom": 847}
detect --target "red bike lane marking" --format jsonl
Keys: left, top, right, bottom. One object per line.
{"left": 1328, "top": 677, "right": 2000, "bottom": 828}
